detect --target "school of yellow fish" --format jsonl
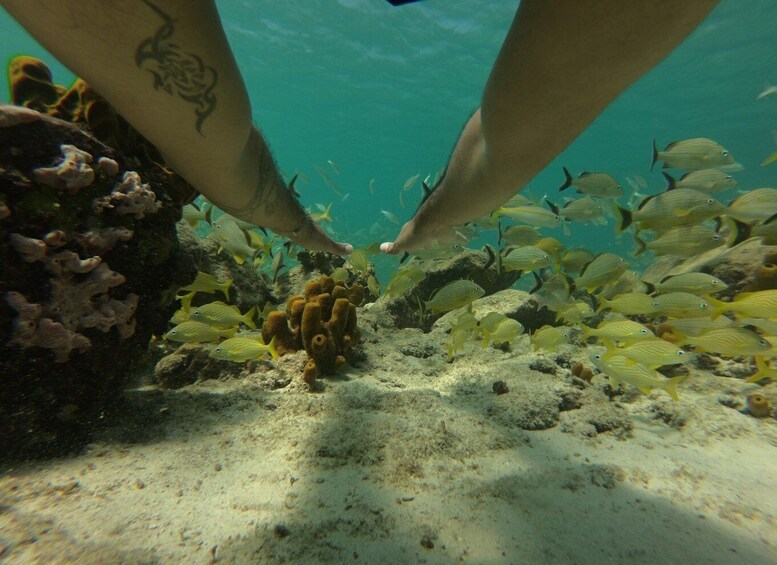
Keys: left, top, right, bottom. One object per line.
{"left": 167, "top": 139, "right": 776, "bottom": 404}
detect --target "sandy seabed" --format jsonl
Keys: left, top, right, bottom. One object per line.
{"left": 2, "top": 309, "right": 776, "bottom": 565}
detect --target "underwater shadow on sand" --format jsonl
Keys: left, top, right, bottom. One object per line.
{"left": 209, "top": 374, "right": 774, "bottom": 565}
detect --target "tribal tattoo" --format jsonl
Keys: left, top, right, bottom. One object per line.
{"left": 135, "top": 0, "right": 218, "bottom": 134}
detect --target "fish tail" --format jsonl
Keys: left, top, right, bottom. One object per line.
{"left": 633, "top": 235, "right": 647, "bottom": 257}
{"left": 670, "top": 329, "right": 690, "bottom": 348}
{"left": 746, "top": 356, "right": 772, "bottom": 383}
{"left": 481, "top": 330, "right": 491, "bottom": 349}
{"left": 243, "top": 307, "right": 257, "bottom": 330}
{"left": 662, "top": 172, "right": 676, "bottom": 190}
{"left": 614, "top": 205, "right": 632, "bottom": 232}
{"left": 724, "top": 217, "right": 751, "bottom": 247}
{"left": 559, "top": 167, "right": 573, "bottom": 191}
{"left": 594, "top": 297, "right": 608, "bottom": 314}
{"left": 266, "top": 335, "right": 280, "bottom": 360}
{"left": 705, "top": 296, "right": 728, "bottom": 320}
{"left": 600, "top": 337, "right": 617, "bottom": 359}
{"left": 545, "top": 199, "right": 560, "bottom": 215}
{"left": 662, "top": 375, "right": 687, "bottom": 401}
{"left": 219, "top": 279, "right": 233, "bottom": 301}
{"left": 651, "top": 139, "right": 658, "bottom": 171}
{"left": 580, "top": 323, "right": 594, "bottom": 339}
{"left": 497, "top": 220, "right": 503, "bottom": 246}
{"left": 179, "top": 291, "right": 196, "bottom": 312}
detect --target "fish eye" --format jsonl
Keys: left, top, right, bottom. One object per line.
{"left": 215, "top": 347, "right": 222, "bottom": 352}
{"left": 722, "top": 151, "right": 729, "bottom": 157}
{"left": 706, "top": 199, "right": 714, "bottom": 204}
{"left": 652, "top": 301, "right": 660, "bottom": 307}
{"left": 640, "top": 329, "right": 648, "bottom": 334}
{"left": 712, "top": 234, "right": 721, "bottom": 241}
{"left": 700, "top": 303, "right": 707, "bottom": 309}
{"left": 677, "top": 350, "right": 685, "bottom": 356}
{"left": 594, "top": 353, "right": 602, "bottom": 360}
{"left": 759, "top": 339, "right": 768, "bottom": 346}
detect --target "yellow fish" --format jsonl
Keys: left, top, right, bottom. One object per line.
{"left": 424, "top": 280, "right": 484, "bottom": 315}
{"left": 651, "top": 292, "right": 711, "bottom": 318}
{"left": 590, "top": 352, "right": 685, "bottom": 400}
{"left": 634, "top": 225, "right": 724, "bottom": 258}
{"left": 309, "top": 202, "right": 333, "bottom": 224}
{"left": 601, "top": 337, "right": 687, "bottom": 368}
{"left": 190, "top": 302, "right": 256, "bottom": 329}
{"left": 581, "top": 319, "right": 654, "bottom": 342}
{"left": 502, "top": 246, "right": 553, "bottom": 274}
{"left": 163, "top": 321, "right": 236, "bottom": 343}
{"left": 596, "top": 292, "right": 657, "bottom": 316}
{"left": 446, "top": 326, "right": 471, "bottom": 361}
{"left": 209, "top": 335, "right": 279, "bottom": 361}
{"left": 485, "top": 318, "right": 524, "bottom": 347}
{"left": 494, "top": 205, "right": 561, "bottom": 228}
{"left": 531, "top": 325, "right": 574, "bottom": 351}
{"left": 179, "top": 271, "right": 232, "bottom": 300}
{"left": 710, "top": 289, "right": 777, "bottom": 319}
{"left": 673, "top": 327, "right": 771, "bottom": 356}
{"left": 662, "top": 169, "right": 736, "bottom": 193}
{"left": 616, "top": 189, "right": 725, "bottom": 233}
{"left": 559, "top": 167, "right": 623, "bottom": 198}
{"left": 652, "top": 137, "right": 734, "bottom": 171}
{"left": 653, "top": 272, "right": 728, "bottom": 296}
{"left": 575, "top": 253, "right": 629, "bottom": 294}
{"left": 747, "top": 356, "right": 777, "bottom": 383}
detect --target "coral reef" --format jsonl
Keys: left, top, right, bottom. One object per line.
{"left": 8, "top": 55, "right": 197, "bottom": 206}
{"left": 1, "top": 59, "right": 197, "bottom": 457}
{"left": 261, "top": 275, "right": 362, "bottom": 387}
{"left": 379, "top": 248, "right": 521, "bottom": 331}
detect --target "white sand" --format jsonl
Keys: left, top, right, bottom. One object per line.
{"left": 2, "top": 319, "right": 776, "bottom": 564}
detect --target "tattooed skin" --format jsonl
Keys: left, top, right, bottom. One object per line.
{"left": 136, "top": 0, "right": 218, "bottom": 134}
{"left": 215, "top": 138, "right": 281, "bottom": 221}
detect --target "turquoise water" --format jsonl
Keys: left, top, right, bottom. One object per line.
{"left": 2, "top": 0, "right": 776, "bottom": 275}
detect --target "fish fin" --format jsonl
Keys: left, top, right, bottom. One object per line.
{"left": 266, "top": 335, "right": 280, "bottom": 360}
{"left": 497, "top": 219, "right": 503, "bottom": 247}
{"left": 243, "top": 306, "right": 257, "bottom": 330}
{"left": 746, "top": 356, "right": 772, "bottom": 383}
{"left": 725, "top": 218, "right": 751, "bottom": 247}
{"left": 219, "top": 280, "right": 232, "bottom": 301}
{"left": 633, "top": 235, "right": 647, "bottom": 257}
{"left": 662, "top": 375, "right": 687, "bottom": 401}
{"left": 766, "top": 211, "right": 777, "bottom": 224}
{"left": 545, "top": 199, "right": 559, "bottom": 215}
{"left": 613, "top": 205, "right": 632, "bottom": 232}
{"left": 651, "top": 139, "right": 658, "bottom": 171}
{"left": 705, "top": 296, "right": 728, "bottom": 320}
{"left": 662, "top": 172, "right": 676, "bottom": 190}
{"left": 559, "top": 167, "right": 573, "bottom": 191}
{"left": 594, "top": 297, "right": 608, "bottom": 314}
{"left": 637, "top": 386, "right": 654, "bottom": 396}
{"left": 288, "top": 175, "right": 301, "bottom": 199}
{"left": 483, "top": 244, "right": 496, "bottom": 270}
{"left": 529, "top": 271, "right": 543, "bottom": 294}
{"left": 643, "top": 281, "right": 656, "bottom": 295}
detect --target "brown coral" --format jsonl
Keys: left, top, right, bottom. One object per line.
{"left": 262, "top": 275, "right": 361, "bottom": 383}
{"left": 747, "top": 393, "right": 772, "bottom": 418}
